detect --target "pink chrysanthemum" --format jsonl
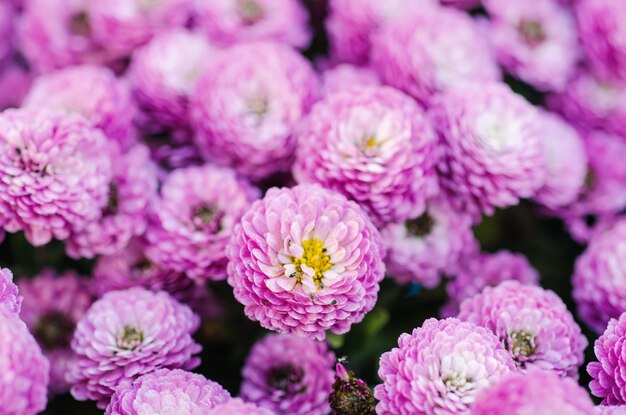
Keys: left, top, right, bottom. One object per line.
{"left": 547, "top": 68, "right": 626, "bottom": 139}
{"left": 193, "top": 0, "right": 311, "bottom": 49}
{"left": 534, "top": 111, "right": 587, "bottom": 209}
{"left": 128, "top": 29, "right": 216, "bottom": 131}
{"left": 190, "top": 41, "right": 320, "bottom": 180}
{"left": 0, "top": 267, "right": 21, "bottom": 315}
{"left": 371, "top": 6, "right": 499, "bottom": 107}
{"left": 576, "top": 0, "right": 626, "bottom": 82}
{"left": 87, "top": 0, "right": 191, "bottom": 58}
{"left": 320, "top": 64, "right": 380, "bottom": 96}
{"left": 573, "top": 219, "right": 626, "bottom": 333}
{"left": 0, "top": 306, "right": 49, "bottom": 415}
{"left": 0, "top": 109, "right": 113, "bottom": 246}
{"left": 588, "top": 312, "right": 626, "bottom": 405}
{"left": 375, "top": 318, "right": 516, "bottom": 415}
{"left": 240, "top": 334, "right": 335, "bottom": 415}
{"left": 294, "top": 86, "right": 438, "bottom": 226}
{"left": 66, "top": 144, "right": 157, "bottom": 258}
{"left": 105, "top": 368, "right": 230, "bottom": 415}
{"left": 145, "top": 164, "right": 258, "bottom": 281}
{"left": 208, "top": 398, "right": 275, "bottom": 415}
{"left": 430, "top": 83, "right": 546, "bottom": 219}
{"left": 227, "top": 184, "right": 385, "bottom": 340}
{"left": 483, "top": 0, "right": 580, "bottom": 91}
{"left": 442, "top": 250, "right": 540, "bottom": 318}
{"left": 24, "top": 65, "right": 137, "bottom": 150}
{"left": 470, "top": 369, "right": 595, "bottom": 415}
{"left": 458, "top": 280, "right": 587, "bottom": 378}
{"left": 381, "top": 197, "right": 477, "bottom": 288}
{"left": 18, "top": 269, "right": 92, "bottom": 394}
{"left": 68, "top": 287, "right": 201, "bottom": 408}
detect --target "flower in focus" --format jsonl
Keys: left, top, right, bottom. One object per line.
{"left": 381, "top": 197, "right": 477, "bottom": 288}
{"left": 190, "top": 41, "right": 320, "bottom": 180}
{"left": 227, "top": 184, "right": 385, "bottom": 340}
{"left": 294, "top": 86, "right": 438, "bottom": 226}
{"left": 145, "top": 164, "right": 258, "bottom": 281}
{"left": 430, "top": 83, "right": 546, "bottom": 219}
{"left": 207, "top": 398, "right": 276, "bottom": 415}
{"left": 0, "top": 267, "right": 21, "bottom": 315}
{"left": 240, "top": 333, "right": 335, "bottom": 415}
{"left": 0, "top": 109, "right": 113, "bottom": 246}
{"left": 320, "top": 63, "right": 380, "bottom": 96}
{"left": 458, "top": 280, "right": 587, "bottom": 377}
{"left": 105, "top": 368, "right": 230, "bottom": 415}
{"left": 375, "top": 318, "right": 516, "bottom": 415}
{"left": 68, "top": 287, "right": 201, "bottom": 408}
{"left": 371, "top": 5, "right": 499, "bottom": 106}
{"left": 588, "top": 312, "right": 626, "bottom": 405}
{"left": 193, "top": 0, "right": 311, "bottom": 49}
{"left": 470, "top": 369, "right": 594, "bottom": 415}
{"left": 0, "top": 306, "right": 49, "bottom": 415}
{"left": 18, "top": 269, "right": 93, "bottom": 394}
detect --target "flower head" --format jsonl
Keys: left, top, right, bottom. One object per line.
{"left": 329, "top": 363, "right": 376, "bottom": 415}
{"left": 0, "top": 267, "right": 21, "bottom": 315}
{"left": 588, "top": 312, "right": 626, "bottom": 405}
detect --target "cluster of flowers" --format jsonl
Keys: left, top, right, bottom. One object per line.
{"left": 0, "top": 0, "right": 626, "bottom": 413}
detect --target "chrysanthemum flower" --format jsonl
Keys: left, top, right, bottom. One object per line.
{"left": 145, "top": 164, "right": 258, "bottom": 281}
{"left": 576, "top": 0, "right": 626, "bottom": 82}
{"left": 207, "top": 398, "right": 275, "bottom": 415}
{"left": 294, "top": 86, "right": 439, "bottom": 226}
{"left": 483, "top": 0, "right": 580, "bottom": 91}
{"left": 105, "top": 368, "right": 230, "bottom": 415}
{"left": 0, "top": 109, "right": 113, "bottom": 246}
{"left": 381, "top": 197, "right": 477, "bottom": 288}
{"left": 128, "top": 29, "right": 216, "bottom": 131}
{"left": 24, "top": 65, "right": 137, "bottom": 150}
{"left": 470, "top": 369, "right": 595, "bottom": 415}
{"left": 588, "top": 312, "right": 626, "bottom": 405}
{"left": 193, "top": 0, "right": 311, "bottom": 49}
{"left": 430, "top": 83, "right": 546, "bottom": 219}
{"left": 371, "top": 6, "right": 499, "bottom": 106}
{"left": 240, "top": 333, "right": 335, "bottom": 415}
{"left": 442, "top": 251, "right": 539, "bottom": 317}
{"left": 68, "top": 287, "right": 201, "bottom": 408}
{"left": 0, "top": 267, "right": 21, "bottom": 315}
{"left": 375, "top": 318, "right": 516, "bottom": 415}
{"left": 227, "top": 184, "right": 385, "bottom": 340}
{"left": 18, "top": 269, "right": 92, "bottom": 394}
{"left": 573, "top": 219, "right": 626, "bottom": 333}
{"left": 320, "top": 64, "right": 380, "bottom": 96}
{"left": 0, "top": 306, "right": 49, "bottom": 415}
{"left": 190, "top": 41, "right": 320, "bottom": 180}
{"left": 458, "top": 281, "right": 587, "bottom": 377}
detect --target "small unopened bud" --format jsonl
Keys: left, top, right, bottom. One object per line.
{"left": 329, "top": 363, "right": 376, "bottom": 415}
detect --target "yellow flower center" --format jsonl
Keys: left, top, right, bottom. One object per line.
{"left": 365, "top": 136, "right": 377, "bottom": 148}
{"left": 292, "top": 238, "right": 333, "bottom": 289}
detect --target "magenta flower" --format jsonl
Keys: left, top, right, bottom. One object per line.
{"left": 573, "top": 219, "right": 626, "bottom": 333}
{"left": 294, "top": 86, "right": 438, "bottom": 226}
{"left": 381, "top": 197, "right": 477, "bottom": 288}
{"left": 0, "top": 306, "right": 49, "bottom": 415}
{"left": 375, "top": 318, "right": 516, "bottom": 415}
{"left": 105, "top": 368, "right": 230, "bottom": 415}
{"left": 470, "top": 369, "right": 595, "bottom": 415}
{"left": 0, "top": 267, "right": 21, "bottom": 315}
{"left": 193, "top": 0, "right": 311, "bottom": 49}
{"left": 24, "top": 65, "right": 137, "bottom": 150}
{"left": 0, "top": 109, "right": 113, "bottom": 246}
{"left": 588, "top": 312, "right": 626, "bottom": 405}
{"left": 458, "top": 281, "right": 587, "bottom": 377}
{"left": 320, "top": 64, "right": 380, "bottom": 96}
{"left": 18, "top": 269, "right": 93, "bottom": 394}
{"left": 371, "top": 6, "right": 499, "bottom": 106}
{"left": 128, "top": 29, "right": 216, "bottom": 131}
{"left": 190, "top": 41, "right": 320, "bottom": 180}
{"left": 431, "top": 83, "right": 546, "bottom": 219}
{"left": 227, "top": 184, "right": 385, "bottom": 340}
{"left": 208, "top": 398, "right": 275, "bottom": 415}
{"left": 576, "top": 0, "right": 626, "bottom": 82}
{"left": 483, "top": 0, "right": 580, "bottom": 91}
{"left": 240, "top": 333, "right": 335, "bottom": 415}
{"left": 534, "top": 111, "right": 587, "bottom": 209}
{"left": 442, "top": 251, "right": 539, "bottom": 317}
{"left": 145, "top": 164, "right": 258, "bottom": 281}
{"left": 68, "top": 287, "right": 201, "bottom": 408}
